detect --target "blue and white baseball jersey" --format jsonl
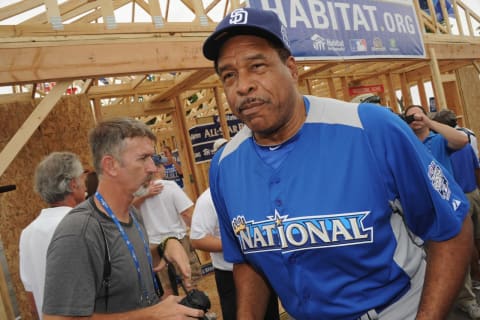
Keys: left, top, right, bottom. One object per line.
{"left": 209, "top": 96, "right": 469, "bottom": 320}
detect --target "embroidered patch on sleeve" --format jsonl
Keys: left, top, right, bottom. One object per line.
{"left": 428, "top": 161, "right": 451, "bottom": 201}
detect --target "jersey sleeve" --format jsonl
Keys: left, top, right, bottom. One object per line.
{"left": 359, "top": 104, "right": 469, "bottom": 241}
{"left": 209, "top": 152, "right": 246, "bottom": 264}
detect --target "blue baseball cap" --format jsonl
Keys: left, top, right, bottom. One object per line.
{"left": 202, "top": 7, "right": 291, "bottom": 61}
{"left": 152, "top": 154, "right": 168, "bottom": 166}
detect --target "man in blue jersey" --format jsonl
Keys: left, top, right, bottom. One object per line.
{"left": 404, "top": 104, "right": 468, "bottom": 174}
{"left": 203, "top": 7, "right": 473, "bottom": 320}
{"left": 433, "top": 109, "right": 480, "bottom": 319}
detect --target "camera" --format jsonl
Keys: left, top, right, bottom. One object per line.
{"left": 404, "top": 114, "right": 416, "bottom": 124}
{"left": 179, "top": 289, "right": 212, "bottom": 319}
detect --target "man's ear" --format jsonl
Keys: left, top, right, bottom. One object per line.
{"left": 286, "top": 56, "right": 298, "bottom": 80}
{"left": 101, "top": 155, "right": 118, "bottom": 177}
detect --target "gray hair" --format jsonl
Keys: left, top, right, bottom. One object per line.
{"left": 432, "top": 109, "right": 458, "bottom": 128}
{"left": 89, "top": 117, "right": 156, "bottom": 174}
{"left": 34, "top": 152, "right": 84, "bottom": 204}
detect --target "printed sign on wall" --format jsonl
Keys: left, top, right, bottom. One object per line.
{"left": 189, "top": 114, "right": 244, "bottom": 163}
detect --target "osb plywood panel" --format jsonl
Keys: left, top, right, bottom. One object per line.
{"left": 0, "top": 94, "right": 95, "bottom": 320}
{"left": 457, "top": 65, "right": 480, "bottom": 152}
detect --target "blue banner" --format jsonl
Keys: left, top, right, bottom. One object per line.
{"left": 189, "top": 115, "right": 244, "bottom": 163}
{"left": 247, "top": 0, "right": 425, "bottom": 59}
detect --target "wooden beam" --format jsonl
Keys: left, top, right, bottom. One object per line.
{"left": 0, "top": 0, "right": 44, "bottom": 21}
{"left": 101, "top": 100, "right": 175, "bottom": 119}
{"left": 150, "top": 70, "right": 214, "bottom": 102}
{"left": 81, "top": 78, "right": 94, "bottom": 93}
{"left": 0, "top": 81, "right": 70, "bottom": 177}
{"left": 0, "top": 40, "right": 211, "bottom": 85}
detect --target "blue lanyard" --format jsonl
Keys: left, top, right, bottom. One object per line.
{"left": 95, "top": 192, "right": 160, "bottom": 303}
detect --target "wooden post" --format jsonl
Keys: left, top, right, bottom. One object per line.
{"left": 400, "top": 73, "right": 412, "bottom": 107}
{"left": 214, "top": 87, "right": 230, "bottom": 140}
{"left": 341, "top": 77, "right": 349, "bottom": 101}
{"left": 305, "top": 79, "right": 312, "bottom": 95}
{"left": 386, "top": 73, "right": 400, "bottom": 113}
{"left": 148, "top": 0, "right": 164, "bottom": 28}
{"left": 174, "top": 95, "right": 200, "bottom": 198}
{"left": 327, "top": 78, "right": 337, "bottom": 99}
{"left": 417, "top": 79, "right": 429, "bottom": 108}
{"left": 100, "top": 0, "right": 117, "bottom": 29}
{"left": 429, "top": 47, "right": 447, "bottom": 109}
{"left": 45, "top": 0, "right": 63, "bottom": 30}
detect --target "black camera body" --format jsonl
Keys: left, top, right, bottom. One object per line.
{"left": 404, "top": 114, "right": 416, "bottom": 124}
{"left": 179, "top": 289, "right": 211, "bottom": 319}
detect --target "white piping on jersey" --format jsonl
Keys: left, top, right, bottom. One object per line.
{"left": 389, "top": 202, "right": 426, "bottom": 278}
{"left": 305, "top": 95, "right": 363, "bottom": 128}
{"left": 217, "top": 95, "right": 363, "bottom": 163}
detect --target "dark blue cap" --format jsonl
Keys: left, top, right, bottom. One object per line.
{"left": 203, "top": 7, "right": 291, "bottom": 61}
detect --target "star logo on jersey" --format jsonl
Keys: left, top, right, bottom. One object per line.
{"left": 267, "top": 209, "right": 287, "bottom": 227}
{"left": 231, "top": 211, "right": 373, "bottom": 254}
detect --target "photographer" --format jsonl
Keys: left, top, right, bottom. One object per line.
{"left": 43, "top": 118, "right": 204, "bottom": 319}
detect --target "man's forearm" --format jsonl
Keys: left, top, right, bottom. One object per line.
{"left": 429, "top": 121, "right": 468, "bottom": 150}
{"left": 416, "top": 216, "right": 473, "bottom": 319}
{"left": 233, "top": 263, "right": 271, "bottom": 320}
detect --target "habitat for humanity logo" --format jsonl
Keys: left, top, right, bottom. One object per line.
{"left": 231, "top": 210, "right": 373, "bottom": 254}
{"left": 311, "top": 34, "right": 345, "bottom": 52}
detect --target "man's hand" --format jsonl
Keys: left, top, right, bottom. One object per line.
{"left": 154, "top": 238, "right": 193, "bottom": 291}
{"left": 146, "top": 181, "right": 164, "bottom": 197}
{"left": 153, "top": 295, "right": 205, "bottom": 318}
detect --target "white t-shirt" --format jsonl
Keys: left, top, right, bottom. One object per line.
{"left": 19, "top": 206, "right": 72, "bottom": 319}
{"left": 139, "top": 179, "right": 193, "bottom": 244}
{"left": 190, "top": 188, "right": 232, "bottom": 271}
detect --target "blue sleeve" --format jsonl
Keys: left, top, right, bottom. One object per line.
{"left": 359, "top": 104, "right": 469, "bottom": 241}
{"left": 209, "top": 151, "right": 246, "bottom": 264}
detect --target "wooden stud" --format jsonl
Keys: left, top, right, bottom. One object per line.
{"left": 44, "top": 0, "right": 63, "bottom": 30}
{"left": 400, "top": 73, "right": 412, "bottom": 107}
{"left": 214, "top": 87, "right": 230, "bottom": 140}
{"left": 429, "top": 47, "right": 447, "bottom": 109}
{"left": 174, "top": 95, "right": 200, "bottom": 198}
{"left": 417, "top": 79, "right": 429, "bottom": 108}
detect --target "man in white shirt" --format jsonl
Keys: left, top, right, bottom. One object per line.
{"left": 19, "top": 152, "right": 86, "bottom": 319}
{"left": 134, "top": 155, "right": 202, "bottom": 297}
